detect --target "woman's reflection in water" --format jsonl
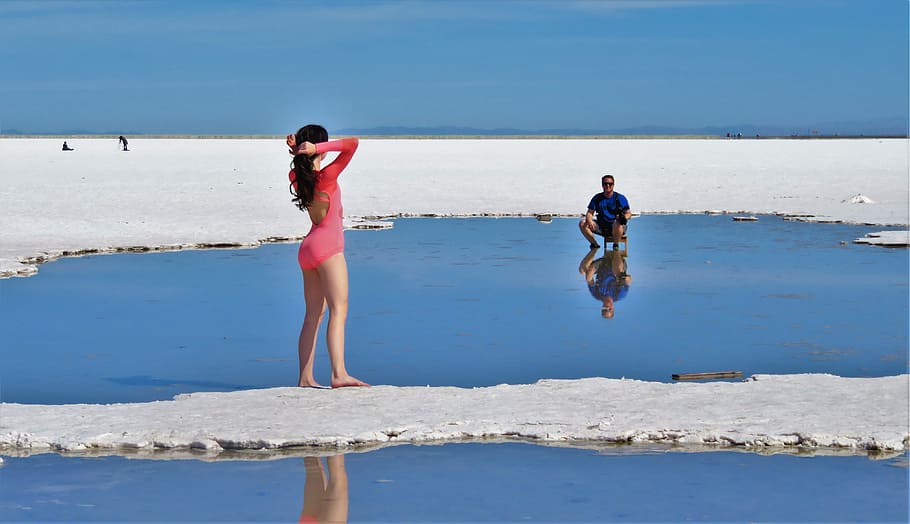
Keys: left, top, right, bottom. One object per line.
{"left": 579, "top": 247, "right": 632, "bottom": 319}
{"left": 300, "top": 455, "right": 348, "bottom": 524}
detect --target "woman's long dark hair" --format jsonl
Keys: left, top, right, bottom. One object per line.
{"left": 289, "top": 124, "right": 329, "bottom": 211}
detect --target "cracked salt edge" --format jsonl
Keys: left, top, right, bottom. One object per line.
{"left": 853, "top": 230, "right": 910, "bottom": 247}
{"left": 0, "top": 220, "right": 394, "bottom": 279}
{"left": 3, "top": 374, "right": 907, "bottom": 460}
{"left": 3, "top": 211, "right": 905, "bottom": 279}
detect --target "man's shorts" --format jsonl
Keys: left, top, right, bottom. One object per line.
{"left": 593, "top": 220, "right": 629, "bottom": 238}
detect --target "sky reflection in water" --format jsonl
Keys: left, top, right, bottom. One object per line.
{"left": 1, "top": 215, "right": 907, "bottom": 404}
{"left": 1, "top": 444, "right": 907, "bottom": 523}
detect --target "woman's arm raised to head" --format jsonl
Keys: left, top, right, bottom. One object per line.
{"left": 315, "top": 137, "right": 359, "bottom": 177}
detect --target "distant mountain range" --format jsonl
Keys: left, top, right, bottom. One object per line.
{"left": 336, "top": 117, "right": 908, "bottom": 137}
{"left": 3, "top": 117, "right": 906, "bottom": 137}
{"left": 1, "top": 129, "right": 145, "bottom": 136}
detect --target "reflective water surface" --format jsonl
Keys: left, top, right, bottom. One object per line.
{"left": 1, "top": 216, "right": 908, "bottom": 523}
{"left": 1, "top": 216, "right": 906, "bottom": 404}
{"left": 2, "top": 444, "right": 907, "bottom": 523}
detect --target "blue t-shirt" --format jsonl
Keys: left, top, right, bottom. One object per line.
{"left": 588, "top": 192, "right": 630, "bottom": 228}
{"left": 588, "top": 268, "right": 629, "bottom": 302}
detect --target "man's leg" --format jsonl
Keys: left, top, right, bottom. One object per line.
{"left": 579, "top": 219, "right": 601, "bottom": 248}
{"left": 611, "top": 221, "right": 625, "bottom": 249}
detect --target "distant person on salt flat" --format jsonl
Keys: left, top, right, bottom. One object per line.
{"left": 61, "top": 141, "right": 74, "bottom": 151}
{"left": 118, "top": 135, "right": 129, "bottom": 151}
{"left": 286, "top": 124, "right": 368, "bottom": 389}
{"left": 579, "top": 248, "right": 631, "bottom": 319}
{"left": 580, "top": 174, "right": 631, "bottom": 250}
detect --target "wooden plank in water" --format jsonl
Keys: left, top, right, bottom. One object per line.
{"left": 672, "top": 371, "right": 743, "bottom": 381}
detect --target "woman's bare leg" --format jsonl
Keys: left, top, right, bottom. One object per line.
{"left": 317, "top": 253, "right": 369, "bottom": 388}
{"left": 298, "top": 268, "right": 326, "bottom": 387}
{"left": 300, "top": 456, "right": 327, "bottom": 522}
{"left": 321, "top": 455, "right": 349, "bottom": 523}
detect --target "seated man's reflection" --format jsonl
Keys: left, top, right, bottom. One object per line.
{"left": 300, "top": 455, "right": 348, "bottom": 524}
{"left": 579, "top": 248, "right": 631, "bottom": 319}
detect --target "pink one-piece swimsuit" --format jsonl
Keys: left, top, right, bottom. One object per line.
{"left": 289, "top": 138, "right": 359, "bottom": 270}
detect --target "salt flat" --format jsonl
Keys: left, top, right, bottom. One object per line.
{"left": 2, "top": 374, "right": 907, "bottom": 457}
{"left": 1, "top": 137, "right": 907, "bottom": 457}
{"left": 1, "top": 138, "right": 907, "bottom": 278}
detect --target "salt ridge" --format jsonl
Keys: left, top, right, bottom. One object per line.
{"left": 2, "top": 375, "right": 907, "bottom": 457}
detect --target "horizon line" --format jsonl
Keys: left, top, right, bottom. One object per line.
{"left": 3, "top": 133, "right": 908, "bottom": 140}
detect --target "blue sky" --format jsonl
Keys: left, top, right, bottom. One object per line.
{"left": 1, "top": 0, "right": 907, "bottom": 134}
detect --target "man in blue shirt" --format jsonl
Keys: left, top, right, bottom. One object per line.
{"left": 580, "top": 174, "right": 631, "bottom": 249}
{"left": 579, "top": 248, "right": 631, "bottom": 319}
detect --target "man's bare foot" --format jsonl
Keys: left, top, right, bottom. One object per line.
{"left": 297, "top": 379, "right": 325, "bottom": 388}
{"left": 331, "top": 375, "right": 370, "bottom": 388}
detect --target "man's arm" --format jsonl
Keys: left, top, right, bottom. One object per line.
{"left": 585, "top": 208, "right": 596, "bottom": 229}
{"left": 617, "top": 207, "right": 631, "bottom": 225}
{"left": 617, "top": 195, "right": 631, "bottom": 225}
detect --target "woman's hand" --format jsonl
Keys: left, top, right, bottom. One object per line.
{"left": 299, "top": 141, "right": 317, "bottom": 155}
{"left": 286, "top": 134, "right": 297, "bottom": 155}
{"left": 287, "top": 134, "right": 316, "bottom": 156}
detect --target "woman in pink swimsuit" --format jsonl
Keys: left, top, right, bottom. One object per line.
{"left": 287, "top": 124, "right": 368, "bottom": 388}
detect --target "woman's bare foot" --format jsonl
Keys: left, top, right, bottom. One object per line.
{"left": 298, "top": 379, "right": 325, "bottom": 388}
{"left": 331, "top": 375, "right": 370, "bottom": 388}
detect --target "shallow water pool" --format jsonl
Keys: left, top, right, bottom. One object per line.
{"left": 1, "top": 215, "right": 907, "bottom": 404}
{"left": 2, "top": 215, "right": 908, "bottom": 523}
{"left": 2, "top": 444, "right": 907, "bottom": 523}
